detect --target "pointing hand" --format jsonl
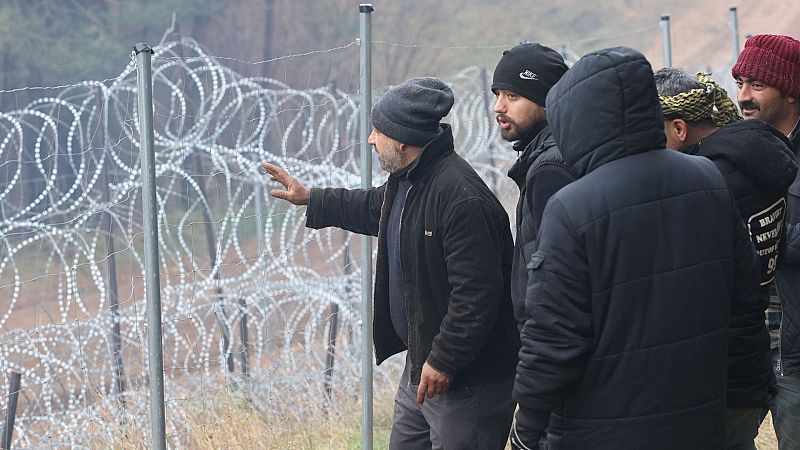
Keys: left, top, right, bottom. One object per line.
{"left": 261, "top": 162, "right": 310, "bottom": 206}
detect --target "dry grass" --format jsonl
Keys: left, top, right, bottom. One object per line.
{"left": 100, "top": 390, "right": 780, "bottom": 449}
{"left": 100, "top": 385, "right": 395, "bottom": 449}
{"left": 94, "top": 358, "right": 780, "bottom": 450}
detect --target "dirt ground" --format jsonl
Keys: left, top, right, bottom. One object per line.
{"left": 757, "top": 413, "right": 777, "bottom": 449}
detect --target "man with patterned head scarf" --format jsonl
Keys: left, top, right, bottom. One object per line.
{"left": 656, "top": 68, "right": 742, "bottom": 150}
{"left": 656, "top": 67, "right": 798, "bottom": 450}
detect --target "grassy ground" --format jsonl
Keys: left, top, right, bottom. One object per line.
{"left": 101, "top": 391, "right": 779, "bottom": 449}
{"left": 102, "top": 386, "right": 395, "bottom": 449}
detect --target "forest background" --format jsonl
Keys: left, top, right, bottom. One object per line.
{"left": 1, "top": 0, "right": 798, "bottom": 98}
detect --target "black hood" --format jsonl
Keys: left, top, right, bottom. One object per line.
{"left": 545, "top": 47, "right": 666, "bottom": 178}
{"left": 696, "top": 120, "right": 797, "bottom": 192}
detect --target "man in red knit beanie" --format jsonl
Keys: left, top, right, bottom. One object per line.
{"left": 733, "top": 33, "right": 800, "bottom": 450}
{"left": 733, "top": 34, "right": 800, "bottom": 139}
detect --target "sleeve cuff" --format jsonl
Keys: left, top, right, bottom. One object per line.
{"left": 514, "top": 405, "right": 549, "bottom": 440}
{"left": 305, "top": 188, "right": 323, "bottom": 228}
{"left": 425, "top": 354, "right": 457, "bottom": 380}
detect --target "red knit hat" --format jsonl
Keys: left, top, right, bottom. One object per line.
{"left": 732, "top": 34, "right": 800, "bottom": 98}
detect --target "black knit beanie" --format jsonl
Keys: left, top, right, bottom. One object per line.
{"left": 371, "top": 77, "right": 454, "bottom": 147}
{"left": 491, "top": 43, "right": 568, "bottom": 107}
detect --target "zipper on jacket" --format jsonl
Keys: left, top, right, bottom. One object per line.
{"left": 774, "top": 281, "right": 784, "bottom": 376}
{"left": 399, "top": 184, "right": 415, "bottom": 386}
{"left": 779, "top": 307, "right": 784, "bottom": 376}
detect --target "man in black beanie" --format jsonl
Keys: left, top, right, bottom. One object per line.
{"left": 491, "top": 43, "right": 573, "bottom": 330}
{"left": 263, "top": 77, "right": 519, "bottom": 449}
{"left": 493, "top": 45, "right": 572, "bottom": 448}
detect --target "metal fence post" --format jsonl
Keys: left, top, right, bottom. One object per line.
{"left": 359, "top": 4, "right": 374, "bottom": 449}
{"left": 134, "top": 43, "right": 168, "bottom": 450}
{"left": 729, "top": 6, "right": 740, "bottom": 62}
{"left": 480, "top": 65, "right": 498, "bottom": 189}
{"left": 1, "top": 372, "right": 21, "bottom": 450}
{"left": 188, "top": 138, "right": 234, "bottom": 375}
{"left": 324, "top": 248, "right": 345, "bottom": 412}
{"left": 660, "top": 14, "right": 672, "bottom": 68}
{"left": 254, "top": 186, "right": 271, "bottom": 354}
{"left": 238, "top": 297, "right": 250, "bottom": 379}
{"left": 96, "top": 87, "right": 127, "bottom": 410}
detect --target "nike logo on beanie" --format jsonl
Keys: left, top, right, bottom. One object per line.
{"left": 519, "top": 70, "right": 539, "bottom": 80}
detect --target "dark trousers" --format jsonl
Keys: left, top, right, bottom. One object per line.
{"left": 389, "top": 358, "right": 515, "bottom": 450}
{"left": 771, "top": 349, "right": 800, "bottom": 450}
{"left": 725, "top": 406, "right": 768, "bottom": 450}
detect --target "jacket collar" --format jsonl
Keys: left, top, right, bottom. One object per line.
{"left": 395, "top": 124, "right": 455, "bottom": 182}
{"left": 695, "top": 119, "right": 798, "bottom": 191}
{"left": 508, "top": 122, "right": 551, "bottom": 188}
{"left": 790, "top": 116, "right": 800, "bottom": 156}
{"left": 678, "top": 143, "right": 700, "bottom": 155}
{"left": 511, "top": 120, "right": 548, "bottom": 153}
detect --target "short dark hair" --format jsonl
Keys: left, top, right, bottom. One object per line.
{"left": 653, "top": 67, "right": 704, "bottom": 97}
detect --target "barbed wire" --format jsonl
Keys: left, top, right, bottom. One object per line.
{"left": 0, "top": 38, "right": 518, "bottom": 447}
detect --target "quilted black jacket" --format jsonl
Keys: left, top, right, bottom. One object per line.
{"left": 513, "top": 47, "right": 761, "bottom": 450}
{"left": 306, "top": 125, "right": 519, "bottom": 386}
{"left": 775, "top": 121, "right": 800, "bottom": 376}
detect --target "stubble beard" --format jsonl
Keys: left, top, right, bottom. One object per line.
{"left": 498, "top": 110, "right": 545, "bottom": 143}
{"left": 499, "top": 118, "right": 537, "bottom": 142}
{"left": 378, "top": 142, "right": 405, "bottom": 173}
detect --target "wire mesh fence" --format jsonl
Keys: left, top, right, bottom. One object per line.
{"left": 0, "top": 5, "right": 753, "bottom": 444}
{"left": 0, "top": 35, "right": 526, "bottom": 447}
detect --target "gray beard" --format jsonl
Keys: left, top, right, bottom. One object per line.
{"left": 379, "top": 147, "right": 404, "bottom": 173}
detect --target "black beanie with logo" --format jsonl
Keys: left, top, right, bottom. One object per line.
{"left": 491, "top": 43, "right": 568, "bottom": 107}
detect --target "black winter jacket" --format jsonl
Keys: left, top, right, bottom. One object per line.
{"left": 776, "top": 120, "right": 800, "bottom": 376}
{"left": 688, "top": 120, "right": 797, "bottom": 407}
{"left": 513, "top": 47, "right": 762, "bottom": 449}
{"left": 306, "top": 125, "right": 519, "bottom": 386}
{"left": 508, "top": 122, "right": 575, "bottom": 322}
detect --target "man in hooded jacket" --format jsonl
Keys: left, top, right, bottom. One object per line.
{"left": 655, "top": 67, "right": 798, "bottom": 449}
{"left": 510, "top": 47, "right": 762, "bottom": 450}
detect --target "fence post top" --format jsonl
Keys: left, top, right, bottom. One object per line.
{"left": 133, "top": 43, "right": 154, "bottom": 55}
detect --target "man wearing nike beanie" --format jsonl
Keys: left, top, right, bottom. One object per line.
{"left": 735, "top": 34, "right": 800, "bottom": 450}
{"left": 491, "top": 43, "right": 573, "bottom": 449}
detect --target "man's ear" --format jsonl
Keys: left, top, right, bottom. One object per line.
{"left": 671, "top": 118, "right": 689, "bottom": 143}
{"left": 787, "top": 95, "right": 797, "bottom": 104}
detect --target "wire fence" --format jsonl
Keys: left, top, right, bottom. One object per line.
{"left": 0, "top": 7, "right": 748, "bottom": 445}
{"left": 0, "top": 35, "right": 524, "bottom": 447}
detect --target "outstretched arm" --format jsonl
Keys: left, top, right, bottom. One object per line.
{"left": 262, "top": 161, "right": 383, "bottom": 236}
